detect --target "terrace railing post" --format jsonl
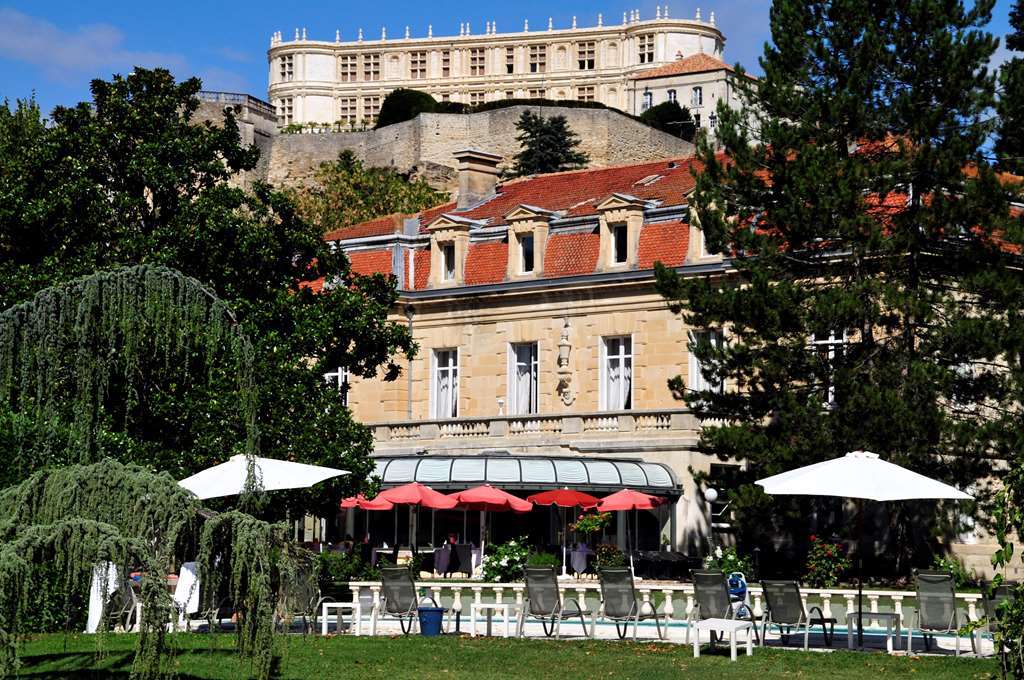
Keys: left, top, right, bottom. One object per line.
{"left": 662, "top": 589, "right": 675, "bottom": 619}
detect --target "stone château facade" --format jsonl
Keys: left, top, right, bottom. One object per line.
{"left": 267, "top": 7, "right": 730, "bottom": 128}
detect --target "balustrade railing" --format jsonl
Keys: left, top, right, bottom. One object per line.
{"left": 347, "top": 580, "right": 983, "bottom": 625}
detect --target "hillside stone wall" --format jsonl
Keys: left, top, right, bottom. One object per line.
{"left": 263, "top": 106, "right": 693, "bottom": 190}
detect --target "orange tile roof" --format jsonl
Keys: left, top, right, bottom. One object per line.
{"left": 411, "top": 249, "right": 430, "bottom": 290}
{"left": 324, "top": 213, "right": 407, "bottom": 241}
{"left": 638, "top": 220, "right": 690, "bottom": 269}
{"left": 464, "top": 241, "right": 509, "bottom": 285}
{"left": 544, "top": 231, "right": 601, "bottom": 278}
{"left": 348, "top": 249, "right": 393, "bottom": 276}
{"left": 633, "top": 53, "right": 735, "bottom": 81}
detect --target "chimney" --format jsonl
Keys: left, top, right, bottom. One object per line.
{"left": 453, "top": 148, "right": 502, "bottom": 210}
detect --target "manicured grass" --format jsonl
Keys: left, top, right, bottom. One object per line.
{"left": 15, "top": 632, "right": 998, "bottom": 679}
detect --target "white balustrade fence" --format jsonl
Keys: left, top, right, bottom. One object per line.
{"left": 348, "top": 580, "right": 983, "bottom": 626}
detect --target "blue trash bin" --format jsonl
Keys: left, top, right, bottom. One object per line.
{"left": 418, "top": 606, "right": 444, "bottom": 636}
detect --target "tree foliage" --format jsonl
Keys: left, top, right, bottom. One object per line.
{"left": 0, "top": 68, "right": 416, "bottom": 516}
{"left": 656, "top": 0, "right": 1022, "bottom": 579}
{"left": 997, "top": 0, "right": 1024, "bottom": 174}
{"left": 374, "top": 88, "right": 438, "bottom": 129}
{"left": 639, "top": 101, "right": 696, "bottom": 141}
{"left": 510, "top": 111, "right": 589, "bottom": 177}
{"left": 287, "top": 150, "right": 444, "bottom": 237}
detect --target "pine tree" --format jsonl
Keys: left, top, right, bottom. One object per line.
{"left": 655, "top": 0, "right": 1019, "bottom": 575}
{"left": 510, "top": 110, "right": 589, "bottom": 177}
{"left": 996, "top": 0, "right": 1024, "bottom": 173}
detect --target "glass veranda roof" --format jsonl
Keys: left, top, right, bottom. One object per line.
{"left": 373, "top": 455, "right": 679, "bottom": 495}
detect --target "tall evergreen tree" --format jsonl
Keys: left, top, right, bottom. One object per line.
{"left": 510, "top": 110, "right": 589, "bottom": 177}
{"left": 655, "top": 0, "right": 1020, "bottom": 574}
{"left": 996, "top": 0, "right": 1024, "bottom": 173}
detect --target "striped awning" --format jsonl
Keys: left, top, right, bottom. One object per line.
{"left": 372, "top": 454, "right": 679, "bottom": 495}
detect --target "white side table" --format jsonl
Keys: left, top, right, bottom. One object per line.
{"left": 693, "top": 618, "right": 754, "bottom": 661}
{"left": 470, "top": 603, "right": 511, "bottom": 638}
{"left": 322, "top": 601, "right": 362, "bottom": 636}
{"left": 847, "top": 611, "right": 901, "bottom": 653}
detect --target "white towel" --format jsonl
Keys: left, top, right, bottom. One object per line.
{"left": 85, "top": 562, "right": 119, "bottom": 634}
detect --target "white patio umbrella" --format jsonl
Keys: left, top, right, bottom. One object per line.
{"left": 178, "top": 454, "right": 348, "bottom": 500}
{"left": 756, "top": 450, "right": 971, "bottom": 646}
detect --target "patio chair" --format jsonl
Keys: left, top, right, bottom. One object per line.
{"left": 371, "top": 566, "right": 449, "bottom": 635}
{"left": 277, "top": 564, "right": 332, "bottom": 635}
{"left": 598, "top": 567, "right": 664, "bottom": 641}
{"left": 517, "top": 566, "right": 595, "bottom": 639}
{"left": 907, "top": 570, "right": 963, "bottom": 656}
{"left": 759, "top": 580, "right": 834, "bottom": 650}
{"left": 973, "top": 580, "right": 1016, "bottom": 660}
{"left": 687, "top": 570, "right": 759, "bottom": 645}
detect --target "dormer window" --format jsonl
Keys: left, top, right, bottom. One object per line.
{"left": 613, "top": 224, "right": 628, "bottom": 264}
{"left": 520, "top": 235, "right": 535, "bottom": 273}
{"left": 442, "top": 243, "right": 456, "bottom": 281}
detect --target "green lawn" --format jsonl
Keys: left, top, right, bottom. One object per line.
{"left": 14, "top": 633, "right": 998, "bottom": 679}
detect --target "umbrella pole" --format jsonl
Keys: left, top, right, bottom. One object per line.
{"left": 857, "top": 499, "right": 865, "bottom": 647}
{"left": 560, "top": 506, "right": 568, "bottom": 579}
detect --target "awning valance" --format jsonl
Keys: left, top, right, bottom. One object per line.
{"left": 372, "top": 454, "right": 680, "bottom": 496}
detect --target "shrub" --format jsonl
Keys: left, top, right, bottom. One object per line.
{"left": 595, "top": 543, "right": 626, "bottom": 570}
{"left": 375, "top": 88, "right": 437, "bottom": 128}
{"left": 639, "top": 101, "right": 696, "bottom": 141}
{"left": 931, "top": 554, "right": 974, "bottom": 589}
{"left": 703, "top": 545, "right": 753, "bottom": 576}
{"left": 434, "top": 101, "right": 469, "bottom": 114}
{"left": 481, "top": 536, "right": 530, "bottom": 582}
{"left": 803, "top": 535, "right": 851, "bottom": 588}
{"left": 316, "top": 549, "right": 379, "bottom": 585}
{"left": 527, "top": 552, "right": 561, "bottom": 568}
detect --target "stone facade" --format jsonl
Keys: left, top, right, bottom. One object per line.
{"left": 268, "top": 10, "right": 727, "bottom": 125}
{"left": 264, "top": 106, "right": 694, "bottom": 190}
{"left": 195, "top": 92, "right": 278, "bottom": 189}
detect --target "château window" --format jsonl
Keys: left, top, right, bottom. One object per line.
{"left": 362, "top": 96, "right": 381, "bottom": 124}
{"left": 410, "top": 51, "right": 427, "bottom": 79}
{"left": 601, "top": 336, "right": 633, "bottom": 411}
{"left": 432, "top": 349, "right": 459, "bottom": 419}
{"left": 520, "top": 235, "right": 535, "bottom": 273}
{"left": 509, "top": 343, "right": 539, "bottom": 415}
{"left": 577, "top": 86, "right": 595, "bottom": 102}
{"left": 529, "top": 45, "right": 547, "bottom": 73}
{"left": 470, "top": 48, "right": 486, "bottom": 76}
{"left": 505, "top": 90, "right": 515, "bottom": 100}
{"left": 688, "top": 329, "right": 724, "bottom": 393}
{"left": 692, "top": 86, "right": 703, "bottom": 107}
{"left": 811, "top": 330, "right": 847, "bottom": 407}
{"left": 506, "top": 47, "right": 515, "bottom": 74}
{"left": 470, "top": 91, "right": 486, "bottom": 106}
{"left": 612, "top": 224, "right": 628, "bottom": 264}
{"left": 323, "top": 366, "right": 350, "bottom": 407}
{"left": 338, "top": 98, "right": 357, "bottom": 127}
{"left": 667, "top": 89, "right": 677, "bottom": 103}
{"left": 277, "top": 97, "right": 293, "bottom": 125}
{"left": 638, "top": 35, "right": 655, "bottom": 64}
{"left": 363, "top": 53, "right": 381, "bottom": 81}
{"left": 642, "top": 91, "right": 653, "bottom": 112}
{"left": 442, "top": 243, "right": 456, "bottom": 281}
{"left": 279, "top": 55, "right": 294, "bottom": 81}
{"left": 339, "top": 55, "right": 357, "bottom": 82}
{"left": 578, "top": 41, "right": 596, "bottom": 69}
{"left": 441, "top": 50, "right": 451, "bottom": 77}
{"left": 529, "top": 88, "right": 546, "bottom": 99}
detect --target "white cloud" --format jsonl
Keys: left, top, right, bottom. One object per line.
{"left": 0, "top": 8, "right": 186, "bottom": 83}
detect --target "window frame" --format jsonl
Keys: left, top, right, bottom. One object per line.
{"left": 508, "top": 342, "right": 539, "bottom": 415}
{"left": 810, "top": 330, "right": 848, "bottom": 407}
{"left": 506, "top": 47, "right": 515, "bottom": 74}
{"left": 638, "top": 35, "right": 655, "bottom": 64}
{"left": 410, "top": 51, "right": 427, "bottom": 79}
{"left": 692, "top": 86, "right": 703, "bottom": 108}
{"left": 339, "top": 55, "right": 357, "bottom": 82}
{"left": 441, "top": 243, "right": 456, "bottom": 281}
{"left": 612, "top": 224, "right": 628, "bottom": 264}
{"left": 529, "top": 45, "right": 547, "bottom": 73}
{"left": 431, "top": 349, "right": 460, "bottom": 419}
{"left": 600, "top": 335, "right": 634, "bottom": 411}
{"left": 520, "top": 234, "right": 535, "bottom": 273}
{"left": 688, "top": 329, "right": 724, "bottom": 394}
{"left": 578, "top": 41, "right": 596, "bottom": 70}
{"left": 470, "top": 48, "right": 486, "bottom": 76}
{"left": 667, "top": 89, "right": 677, "bottom": 103}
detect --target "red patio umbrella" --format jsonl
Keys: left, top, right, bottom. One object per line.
{"left": 376, "top": 483, "right": 458, "bottom": 551}
{"left": 448, "top": 485, "right": 532, "bottom": 563}
{"left": 596, "top": 489, "right": 668, "bottom": 575}
{"left": 528, "top": 489, "right": 600, "bottom": 578}
{"left": 339, "top": 493, "right": 394, "bottom": 511}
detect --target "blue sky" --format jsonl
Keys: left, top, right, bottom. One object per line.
{"left": 0, "top": 1, "right": 1018, "bottom": 116}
